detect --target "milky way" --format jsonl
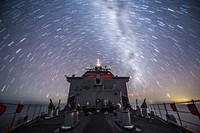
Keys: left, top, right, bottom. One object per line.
{"left": 0, "top": 0, "right": 200, "bottom": 104}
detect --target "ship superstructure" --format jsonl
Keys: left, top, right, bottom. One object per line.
{"left": 66, "top": 59, "right": 130, "bottom": 111}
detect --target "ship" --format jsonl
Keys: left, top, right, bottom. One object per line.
{"left": 1, "top": 60, "right": 199, "bottom": 133}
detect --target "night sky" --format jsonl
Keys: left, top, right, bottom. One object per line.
{"left": 0, "top": 0, "right": 200, "bottom": 104}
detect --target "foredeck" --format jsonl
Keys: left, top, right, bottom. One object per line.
{"left": 13, "top": 109, "right": 189, "bottom": 133}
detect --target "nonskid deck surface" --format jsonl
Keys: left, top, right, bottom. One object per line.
{"left": 82, "top": 113, "right": 113, "bottom": 133}
{"left": 14, "top": 110, "right": 184, "bottom": 133}
{"left": 130, "top": 110, "right": 182, "bottom": 133}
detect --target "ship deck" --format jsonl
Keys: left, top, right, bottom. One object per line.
{"left": 13, "top": 109, "right": 190, "bottom": 133}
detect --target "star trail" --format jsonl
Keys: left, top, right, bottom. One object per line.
{"left": 0, "top": 0, "right": 200, "bottom": 104}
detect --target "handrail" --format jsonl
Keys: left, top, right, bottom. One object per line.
{"left": 148, "top": 99, "right": 200, "bottom": 133}
{"left": 0, "top": 102, "right": 48, "bottom": 133}
{"left": 162, "top": 100, "right": 200, "bottom": 104}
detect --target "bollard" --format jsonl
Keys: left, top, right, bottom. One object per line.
{"left": 54, "top": 99, "right": 61, "bottom": 117}
{"left": 121, "top": 110, "right": 131, "bottom": 126}
{"left": 141, "top": 108, "right": 148, "bottom": 117}
{"left": 49, "top": 109, "right": 54, "bottom": 118}
{"left": 60, "top": 111, "right": 75, "bottom": 131}
{"left": 117, "top": 111, "right": 122, "bottom": 122}
{"left": 54, "top": 108, "right": 59, "bottom": 116}
{"left": 64, "top": 112, "right": 74, "bottom": 126}
{"left": 141, "top": 98, "right": 150, "bottom": 118}
{"left": 45, "top": 99, "right": 55, "bottom": 119}
{"left": 115, "top": 109, "right": 135, "bottom": 130}
{"left": 136, "top": 99, "right": 141, "bottom": 116}
{"left": 136, "top": 106, "right": 141, "bottom": 116}
{"left": 44, "top": 109, "right": 53, "bottom": 119}
{"left": 73, "top": 111, "right": 79, "bottom": 123}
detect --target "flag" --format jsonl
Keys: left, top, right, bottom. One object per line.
{"left": 16, "top": 104, "right": 23, "bottom": 113}
{"left": 0, "top": 104, "right": 6, "bottom": 116}
{"left": 170, "top": 103, "right": 177, "bottom": 112}
{"left": 187, "top": 103, "right": 200, "bottom": 116}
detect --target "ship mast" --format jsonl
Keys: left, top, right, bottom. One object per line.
{"left": 96, "top": 59, "right": 101, "bottom": 67}
{"left": 86, "top": 59, "right": 111, "bottom": 71}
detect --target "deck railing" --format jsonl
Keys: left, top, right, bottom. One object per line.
{"left": 0, "top": 102, "right": 48, "bottom": 133}
{"left": 148, "top": 100, "right": 200, "bottom": 133}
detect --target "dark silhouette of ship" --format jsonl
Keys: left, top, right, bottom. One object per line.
{"left": 1, "top": 60, "right": 199, "bottom": 133}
